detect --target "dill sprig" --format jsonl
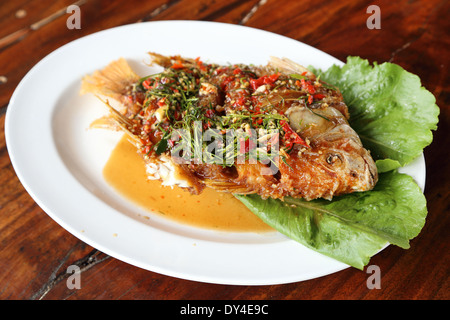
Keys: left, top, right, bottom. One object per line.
{"left": 132, "top": 64, "right": 304, "bottom": 167}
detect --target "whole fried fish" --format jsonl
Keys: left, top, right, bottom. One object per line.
{"left": 81, "top": 53, "right": 377, "bottom": 200}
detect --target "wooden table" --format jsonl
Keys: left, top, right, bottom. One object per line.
{"left": 0, "top": 0, "right": 448, "bottom": 300}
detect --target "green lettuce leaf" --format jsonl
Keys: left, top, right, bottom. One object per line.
{"left": 235, "top": 57, "right": 438, "bottom": 269}
{"left": 311, "top": 56, "right": 439, "bottom": 166}
{"left": 236, "top": 171, "right": 427, "bottom": 269}
{"left": 375, "top": 159, "right": 401, "bottom": 173}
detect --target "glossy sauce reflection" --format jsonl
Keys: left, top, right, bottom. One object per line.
{"left": 103, "top": 135, "right": 273, "bottom": 232}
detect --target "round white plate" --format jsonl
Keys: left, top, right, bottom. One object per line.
{"left": 5, "top": 21, "right": 425, "bottom": 285}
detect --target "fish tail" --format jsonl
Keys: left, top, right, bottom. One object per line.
{"left": 80, "top": 58, "right": 140, "bottom": 100}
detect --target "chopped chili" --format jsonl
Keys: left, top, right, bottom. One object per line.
{"left": 280, "top": 120, "right": 309, "bottom": 148}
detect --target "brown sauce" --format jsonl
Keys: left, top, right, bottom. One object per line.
{"left": 103, "top": 135, "right": 273, "bottom": 233}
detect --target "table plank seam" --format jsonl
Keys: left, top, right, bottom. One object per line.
{"left": 139, "top": 0, "right": 182, "bottom": 22}
{"left": 240, "top": 0, "right": 268, "bottom": 25}
{"left": 29, "top": 248, "right": 110, "bottom": 300}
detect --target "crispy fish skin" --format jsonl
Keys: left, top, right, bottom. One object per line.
{"left": 81, "top": 54, "right": 377, "bottom": 201}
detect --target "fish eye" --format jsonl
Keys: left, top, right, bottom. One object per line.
{"left": 326, "top": 153, "right": 341, "bottom": 165}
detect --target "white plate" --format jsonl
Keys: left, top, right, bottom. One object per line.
{"left": 5, "top": 21, "right": 425, "bottom": 285}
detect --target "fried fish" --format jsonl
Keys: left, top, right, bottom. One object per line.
{"left": 81, "top": 53, "right": 377, "bottom": 200}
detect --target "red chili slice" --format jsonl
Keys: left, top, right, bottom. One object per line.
{"left": 249, "top": 73, "right": 280, "bottom": 90}
{"left": 171, "top": 61, "right": 184, "bottom": 69}
{"left": 300, "top": 78, "right": 316, "bottom": 94}
{"left": 280, "top": 120, "right": 309, "bottom": 148}
{"left": 142, "top": 78, "right": 153, "bottom": 90}
{"left": 239, "top": 138, "right": 256, "bottom": 154}
{"left": 313, "top": 93, "right": 325, "bottom": 100}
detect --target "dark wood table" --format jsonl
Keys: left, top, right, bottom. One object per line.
{"left": 0, "top": 0, "right": 448, "bottom": 300}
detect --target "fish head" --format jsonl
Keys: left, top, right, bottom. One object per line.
{"left": 318, "top": 138, "right": 378, "bottom": 193}
{"left": 286, "top": 105, "right": 378, "bottom": 194}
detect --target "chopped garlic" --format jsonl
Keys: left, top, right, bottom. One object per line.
{"left": 154, "top": 104, "right": 168, "bottom": 122}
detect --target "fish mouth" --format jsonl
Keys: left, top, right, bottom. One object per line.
{"left": 346, "top": 150, "right": 378, "bottom": 192}
{"left": 363, "top": 152, "right": 378, "bottom": 188}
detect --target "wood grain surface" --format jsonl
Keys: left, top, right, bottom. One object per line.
{"left": 0, "top": 0, "right": 448, "bottom": 300}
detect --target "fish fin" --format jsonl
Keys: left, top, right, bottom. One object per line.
{"left": 148, "top": 52, "right": 173, "bottom": 67}
{"left": 268, "top": 56, "right": 316, "bottom": 79}
{"left": 148, "top": 52, "right": 199, "bottom": 69}
{"left": 96, "top": 97, "right": 142, "bottom": 146}
{"left": 80, "top": 58, "right": 140, "bottom": 100}
{"left": 89, "top": 115, "right": 122, "bottom": 131}
{"left": 203, "top": 179, "right": 254, "bottom": 194}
